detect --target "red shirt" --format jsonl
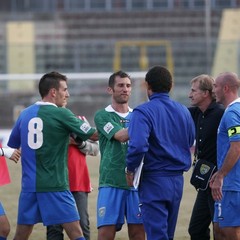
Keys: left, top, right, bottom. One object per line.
{"left": 0, "top": 144, "right": 11, "bottom": 186}
{"left": 67, "top": 144, "right": 91, "bottom": 192}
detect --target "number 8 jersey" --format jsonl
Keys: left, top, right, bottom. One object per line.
{"left": 7, "top": 101, "right": 96, "bottom": 193}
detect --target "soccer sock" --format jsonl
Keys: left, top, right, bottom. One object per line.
{"left": 0, "top": 237, "right": 7, "bottom": 240}
{"left": 75, "top": 237, "right": 85, "bottom": 240}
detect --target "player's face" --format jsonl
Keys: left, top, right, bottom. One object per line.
{"left": 55, "top": 80, "right": 70, "bottom": 107}
{"left": 111, "top": 76, "right": 131, "bottom": 104}
{"left": 189, "top": 81, "right": 207, "bottom": 107}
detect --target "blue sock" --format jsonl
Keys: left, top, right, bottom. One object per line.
{"left": 0, "top": 237, "right": 7, "bottom": 240}
{"left": 75, "top": 237, "right": 85, "bottom": 240}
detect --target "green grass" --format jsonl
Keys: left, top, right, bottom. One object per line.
{"left": 1, "top": 156, "right": 213, "bottom": 239}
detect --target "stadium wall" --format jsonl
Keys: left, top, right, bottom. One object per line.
{"left": 0, "top": 7, "right": 239, "bottom": 128}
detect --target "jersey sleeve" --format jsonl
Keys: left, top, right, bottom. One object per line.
{"left": 94, "top": 110, "right": 122, "bottom": 140}
{"left": 226, "top": 109, "right": 240, "bottom": 142}
{"left": 7, "top": 112, "right": 22, "bottom": 148}
{"left": 59, "top": 108, "right": 96, "bottom": 141}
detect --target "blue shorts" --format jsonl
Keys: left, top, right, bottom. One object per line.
{"left": 0, "top": 201, "right": 5, "bottom": 216}
{"left": 97, "top": 187, "right": 143, "bottom": 231}
{"left": 18, "top": 191, "right": 80, "bottom": 226}
{"left": 213, "top": 191, "right": 240, "bottom": 227}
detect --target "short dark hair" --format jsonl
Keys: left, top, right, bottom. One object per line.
{"left": 108, "top": 70, "right": 131, "bottom": 88}
{"left": 39, "top": 71, "right": 67, "bottom": 98}
{"left": 145, "top": 65, "right": 172, "bottom": 93}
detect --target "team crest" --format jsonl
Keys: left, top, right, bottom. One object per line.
{"left": 98, "top": 207, "right": 106, "bottom": 218}
{"left": 200, "top": 164, "right": 210, "bottom": 175}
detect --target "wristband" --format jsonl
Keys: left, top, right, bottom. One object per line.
{"left": 0, "top": 148, "right": 3, "bottom": 156}
{"left": 78, "top": 141, "right": 86, "bottom": 149}
{"left": 125, "top": 167, "right": 134, "bottom": 176}
{"left": 1, "top": 147, "right": 14, "bottom": 159}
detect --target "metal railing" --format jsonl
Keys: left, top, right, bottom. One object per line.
{"left": 1, "top": 39, "right": 240, "bottom": 81}
{"left": 0, "top": 0, "right": 239, "bottom": 13}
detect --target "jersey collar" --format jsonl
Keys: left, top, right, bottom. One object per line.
{"left": 35, "top": 101, "right": 58, "bottom": 107}
{"left": 105, "top": 105, "right": 133, "bottom": 113}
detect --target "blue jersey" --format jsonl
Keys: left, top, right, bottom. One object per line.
{"left": 126, "top": 93, "right": 195, "bottom": 173}
{"left": 217, "top": 100, "right": 240, "bottom": 191}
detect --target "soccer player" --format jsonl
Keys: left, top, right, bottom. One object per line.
{"left": 210, "top": 72, "right": 240, "bottom": 240}
{"left": 0, "top": 146, "right": 20, "bottom": 240}
{"left": 126, "top": 65, "right": 195, "bottom": 240}
{"left": 94, "top": 71, "right": 145, "bottom": 240}
{"left": 47, "top": 116, "right": 99, "bottom": 240}
{"left": 7, "top": 71, "right": 98, "bottom": 240}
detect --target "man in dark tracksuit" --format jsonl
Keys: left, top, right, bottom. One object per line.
{"left": 125, "top": 65, "right": 195, "bottom": 240}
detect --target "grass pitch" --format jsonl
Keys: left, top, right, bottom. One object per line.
{"left": 1, "top": 155, "right": 211, "bottom": 239}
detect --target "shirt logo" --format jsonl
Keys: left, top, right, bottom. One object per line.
{"left": 120, "top": 119, "right": 130, "bottom": 123}
{"left": 200, "top": 164, "right": 210, "bottom": 175}
{"left": 98, "top": 207, "right": 106, "bottom": 218}
{"left": 103, "top": 122, "right": 114, "bottom": 134}
{"left": 80, "top": 122, "right": 91, "bottom": 133}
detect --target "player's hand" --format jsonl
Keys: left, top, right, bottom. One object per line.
{"left": 126, "top": 174, "right": 134, "bottom": 187}
{"left": 69, "top": 136, "right": 78, "bottom": 145}
{"left": 125, "top": 169, "right": 134, "bottom": 187}
{"left": 9, "top": 149, "right": 21, "bottom": 163}
{"left": 210, "top": 171, "right": 223, "bottom": 201}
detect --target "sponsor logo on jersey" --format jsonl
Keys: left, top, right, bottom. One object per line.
{"left": 80, "top": 122, "right": 91, "bottom": 133}
{"left": 120, "top": 119, "right": 129, "bottom": 123}
{"left": 103, "top": 122, "right": 114, "bottom": 134}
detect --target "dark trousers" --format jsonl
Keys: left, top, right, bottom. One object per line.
{"left": 47, "top": 191, "right": 90, "bottom": 240}
{"left": 188, "top": 188, "right": 214, "bottom": 240}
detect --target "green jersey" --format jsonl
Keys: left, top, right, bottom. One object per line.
{"left": 94, "top": 105, "right": 132, "bottom": 189}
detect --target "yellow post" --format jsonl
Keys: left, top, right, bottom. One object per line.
{"left": 113, "top": 40, "right": 174, "bottom": 75}
{"left": 139, "top": 45, "right": 149, "bottom": 71}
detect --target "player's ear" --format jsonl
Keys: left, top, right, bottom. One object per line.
{"left": 145, "top": 81, "right": 151, "bottom": 90}
{"left": 49, "top": 88, "right": 57, "bottom": 97}
{"left": 107, "top": 86, "right": 113, "bottom": 94}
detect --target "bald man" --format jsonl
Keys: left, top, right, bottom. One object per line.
{"left": 210, "top": 72, "right": 240, "bottom": 240}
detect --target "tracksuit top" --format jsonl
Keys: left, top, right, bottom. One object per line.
{"left": 127, "top": 93, "right": 195, "bottom": 175}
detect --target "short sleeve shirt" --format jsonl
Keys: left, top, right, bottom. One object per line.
{"left": 8, "top": 102, "right": 95, "bottom": 192}
{"left": 94, "top": 105, "right": 132, "bottom": 189}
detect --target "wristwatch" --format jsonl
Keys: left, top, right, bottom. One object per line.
{"left": 125, "top": 167, "right": 134, "bottom": 176}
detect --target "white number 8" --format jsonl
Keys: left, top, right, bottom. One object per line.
{"left": 28, "top": 117, "right": 43, "bottom": 149}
